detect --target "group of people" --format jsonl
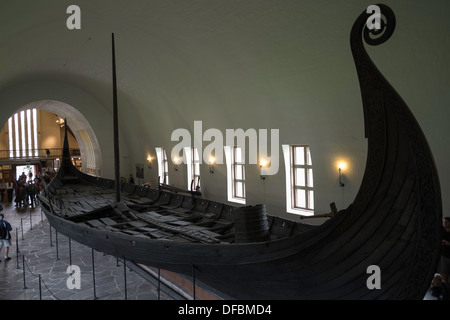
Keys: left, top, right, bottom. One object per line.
{"left": 0, "top": 173, "right": 43, "bottom": 209}
{"left": 0, "top": 170, "right": 51, "bottom": 263}
{"left": 12, "top": 173, "right": 42, "bottom": 209}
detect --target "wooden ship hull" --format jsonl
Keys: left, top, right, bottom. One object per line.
{"left": 39, "top": 4, "right": 442, "bottom": 300}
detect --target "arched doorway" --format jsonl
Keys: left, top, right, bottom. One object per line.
{"left": 3, "top": 100, "right": 102, "bottom": 177}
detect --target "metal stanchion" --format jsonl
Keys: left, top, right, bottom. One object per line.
{"left": 157, "top": 268, "right": 161, "bottom": 300}
{"left": 92, "top": 248, "right": 98, "bottom": 300}
{"left": 55, "top": 230, "right": 59, "bottom": 260}
{"left": 38, "top": 274, "right": 42, "bottom": 300}
{"left": 123, "top": 258, "right": 128, "bottom": 300}
{"left": 22, "top": 255, "right": 27, "bottom": 289}
{"left": 15, "top": 228, "right": 20, "bottom": 269}
{"left": 49, "top": 225, "right": 53, "bottom": 247}
{"left": 69, "top": 238, "right": 72, "bottom": 266}
{"left": 20, "top": 219, "right": 24, "bottom": 240}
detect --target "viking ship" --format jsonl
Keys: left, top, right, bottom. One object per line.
{"left": 39, "top": 4, "right": 442, "bottom": 299}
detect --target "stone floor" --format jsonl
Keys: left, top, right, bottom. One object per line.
{"left": 0, "top": 200, "right": 177, "bottom": 300}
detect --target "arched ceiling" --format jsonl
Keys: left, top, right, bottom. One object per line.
{"left": 0, "top": 0, "right": 449, "bottom": 214}
{"left": 17, "top": 100, "right": 102, "bottom": 176}
{"left": 1, "top": 1, "right": 448, "bottom": 131}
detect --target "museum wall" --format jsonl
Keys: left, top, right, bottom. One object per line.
{"left": 0, "top": 0, "right": 448, "bottom": 221}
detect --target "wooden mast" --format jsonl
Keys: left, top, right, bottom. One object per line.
{"left": 112, "top": 33, "right": 121, "bottom": 203}
{"left": 61, "top": 118, "right": 72, "bottom": 169}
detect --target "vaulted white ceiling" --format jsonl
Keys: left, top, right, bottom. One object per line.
{"left": 0, "top": 0, "right": 449, "bottom": 216}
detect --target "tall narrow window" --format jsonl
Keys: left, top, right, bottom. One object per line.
{"left": 8, "top": 109, "right": 39, "bottom": 159}
{"left": 282, "top": 145, "right": 314, "bottom": 216}
{"left": 233, "top": 147, "right": 245, "bottom": 199}
{"left": 185, "top": 147, "right": 201, "bottom": 191}
{"left": 32, "top": 109, "right": 38, "bottom": 157}
{"left": 224, "top": 146, "right": 246, "bottom": 204}
{"left": 27, "top": 109, "right": 32, "bottom": 157}
{"left": 14, "top": 113, "right": 20, "bottom": 158}
{"left": 8, "top": 118, "right": 13, "bottom": 158}
{"left": 155, "top": 147, "right": 169, "bottom": 185}
{"left": 20, "top": 111, "right": 26, "bottom": 157}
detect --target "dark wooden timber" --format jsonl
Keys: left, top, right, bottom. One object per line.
{"left": 40, "top": 5, "right": 442, "bottom": 299}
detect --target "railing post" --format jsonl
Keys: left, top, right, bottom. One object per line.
{"left": 69, "top": 237, "right": 72, "bottom": 266}
{"left": 38, "top": 274, "right": 42, "bottom": 300}
{"left": 92, "top": 248, "right": 98, "bottom": 300}
{"left": 15, "top": 228, "right": 19, "bottom": 269}
{"left": 157, "top": 268, "right": 161, "bottom": 300}
{"left": 49, "top": 225, "right": 53, "bottom": 247}
{"left": 55, "top": 230, "right": 59, "bottom": 260}
{"left": 123, "top": 258, "right": 128, "bottom": 300}
{"left": 22, "top": 255, "right": 27, "bottom": 289}
{"left": 29, "top": 207, "right": 32, "bottom": 230}
{"left": 20, "top": 218, "right": 24, "bottom": 240}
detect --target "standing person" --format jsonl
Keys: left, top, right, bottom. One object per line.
{"left": 0, "top": 213, "right": 12, "bottom": 262}
{"left": 0, "top": 179, "right": 5, "bottom": 203}
{"left": 6, "top": 179, "right": 14, "bottom": 203}
{"left": 441, "top": 217, "right": 450, "bottom": 283}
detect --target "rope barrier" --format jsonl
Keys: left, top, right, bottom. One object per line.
{"left": 13, "top": 220, "right": 146, "bottom": 301}
{"left": 11, "top": 206, "right": 76, "bottom": 300}
{"left": 22, "top": 254, "right": 61, "bottom": 300}
{"left": 9, "top": 203, "right": 183, "bottom": 301}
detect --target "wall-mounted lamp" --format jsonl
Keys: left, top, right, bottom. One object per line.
{"left": 173, "top": 156, "right": 181, "bottom": 171}
{"left": 209, "top": 156, "right": 215, "bottom": 174}
{"left": 147, "top": 155, "right": 152, "bottom": 169}
{"left": 338, "top": 162, "right": 346, "bottom": 187}
{"left": 260, "top": 159, "right": 269, "bottom": 180}
{"left": 56, "top": 117, "right": 65, "bottom": 128}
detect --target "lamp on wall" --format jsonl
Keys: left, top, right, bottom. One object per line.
{"left": 260, "top": 159, "right": 269, "bottom": 180}
{"left": 338, "top": 162, "right": 346, "bottom": 187}
{"left": 173, "top": 156, "right": 181, "bottom": 171}
{"left": 147, "top": 155, "right": 152, "bottom": 169}
{"left": 209, "top": 156, "right": 215, "bottom": 174}
{"left": 56, "top": 117, "right": 65, "bottom": 128}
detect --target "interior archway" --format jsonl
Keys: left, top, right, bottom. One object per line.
{"left": 15, "top": 100, "right": 102, "bottom": 177}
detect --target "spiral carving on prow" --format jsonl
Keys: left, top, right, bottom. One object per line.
{"left": 349, "top": 4, "right": 397, "bottom": 143}
{"left": 363, "top": 4, "right": 396, "bottom": 46}
{"left": 351, "top": 4, "right": 396, "bottom": 50}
